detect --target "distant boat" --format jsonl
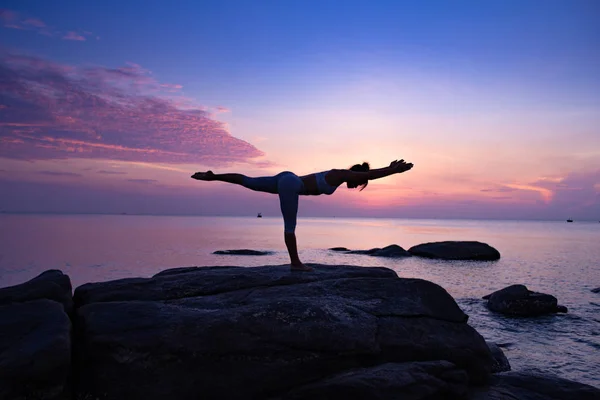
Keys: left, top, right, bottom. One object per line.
{"left": 567, "top": 219, "right": 573, "bottom": 222}
{"left": 257, "top": 213, "right": 262, "bottom": 218}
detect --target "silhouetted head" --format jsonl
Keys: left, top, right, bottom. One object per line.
{"left": 347, "top": 162, "right": 370, "bottom": 191}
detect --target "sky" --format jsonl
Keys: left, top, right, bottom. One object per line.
{"left": 0, "top": 0, "right": 599, "bottom": 220}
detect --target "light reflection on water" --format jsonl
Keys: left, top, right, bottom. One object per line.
{"left": 0, "top": 214, "right": 599, "bottom": 386}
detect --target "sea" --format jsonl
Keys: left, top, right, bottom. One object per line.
{"left": 1, "top": 214, "right": 599, "bottom": 387}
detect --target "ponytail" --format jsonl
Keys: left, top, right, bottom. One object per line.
{"left": 349, "top": 161, "right": 370, "bottom": 191}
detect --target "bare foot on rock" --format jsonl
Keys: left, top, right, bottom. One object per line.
{"left": 191, "top": 171, "right": 215, "bottom": 181}
{"left": 291, "top": 263, "right": 313, "bottom": 272}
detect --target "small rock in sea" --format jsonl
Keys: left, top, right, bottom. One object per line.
{"left": 346, "top": 248, "right": 381, "bottom": 255}
{"left": 483, "top": 284, "right": 567, "bottom": 316}
{"left": 338, "top": 245, "right": 411, "bottom": 258}
{"left": 213, "top": 249, "right": 272, "bottom": 256}
{"left": 370, "top": 244, "right": 411, "bottom": 258}
{"left": 329, "top": 247, "right": 350, "bottom": 252}
{"left": 591, "top": 287, "right": 600, "bottom": 293}
{"left": 408, "top": 241, "right": 501, "bottom": 260}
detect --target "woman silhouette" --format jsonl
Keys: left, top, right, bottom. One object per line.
{"left": 192, "top": 159, "right": 414, "bottom": 271}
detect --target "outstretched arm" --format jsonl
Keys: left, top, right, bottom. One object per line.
{"left": 366, "top": 159, "right": 413, "bottom": 180}
{"left": 329, "top": 159, "right": 413, "bottom": 185}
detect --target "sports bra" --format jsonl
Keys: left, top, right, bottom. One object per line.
{"left": 315, "top": 170, "right": 338, "bottom": 195}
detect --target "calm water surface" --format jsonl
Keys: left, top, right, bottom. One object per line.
{"left": 1, "top": 214, "right": 599, "bottom": 386}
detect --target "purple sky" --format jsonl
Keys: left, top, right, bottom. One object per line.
{"left": 1, "top": 1, "right": 599, "bottom": 220}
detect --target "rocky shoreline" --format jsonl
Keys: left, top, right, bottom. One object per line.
{"left": 0, "top": 265, "right": 598, "bottom": 400}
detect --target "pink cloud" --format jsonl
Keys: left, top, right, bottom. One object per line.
{"left": 36, "top": 170, "right": 82, "bottom": 177}
{"left": 63, "top": 31, "right": 86, "bottom": 41}
{"left": 23, "top": 18, "right": 45, "bottom": 28}
{"left": 1, "top": 9, "right": 95, "bottom": 40}
{"left": 97, "top": 170, "right": 127, "bottom": 175}
{"left": 0, "top": 9, "right": 18, "bottom": 23}
{"left": 0, "top": 53, "right": 263, "bottom": 165}
{"left": 127, "top": 179, "right": 158, "bottom": 184}
{"left": 216, "top": 106, "right": 230, "bottom": 113}
{"left": 160, "top": 83, "right": 183, "bottom": 92}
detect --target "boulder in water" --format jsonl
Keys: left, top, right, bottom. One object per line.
{"left": 409, "top": 241, "right": 501, "bottom": 260}
{"left": 346, "top": 247, "right": 381, "bottom": 255}
{"left": 334, "top": 244, "right": 411, "bottom": 257}
{"left": 329, "top": 247, "right": 350, "bottom": 252}
{"left": 370, "top": 244, "right": 411, "bottom": 258}
{"left": 483, "top": 284, "right": 568, "bottom": 316}
{"left": 591, "top": 287, "right": 600, "bottom": 293}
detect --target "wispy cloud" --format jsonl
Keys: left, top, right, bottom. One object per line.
{"left": 480, "top": 186, "right": 518, "bottom": 193}
{"left": 160, "top": 83, "right": 183, "bottom": 92}
{"left": 97, "top": 170, "right": 127, "bottom": 175}
{"left": 499, "top": 170, "right": 600, "bottom": 212}
{"left": 63, "top": 31, "right": 86, "bottom": 41}
{"left": 23, "top": 18, "right": 45, "bottom": 28}
{"left": 504, "top": 183, "right": 553, "bottom": 202}
{"left": 0, "top": 53, "right": 264, "bottom": 165}
{"left": 0, "top": 9, "right": 96, "bottom": 41}
{"left": 127, "top": 179, "right": 157, "bottom": 184}
{"left": 36, "top": 170, "right": 82, "bottom": 177}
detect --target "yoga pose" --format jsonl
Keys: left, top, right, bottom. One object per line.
{"left": 192, "top": 159, "right": 414, "bottom": 271}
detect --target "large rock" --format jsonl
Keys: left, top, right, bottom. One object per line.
{"left": 469, "top": 371, "right": 600, "bottom": 399}
{"left": 409, "top": 241, "right": 501, "bottom": 261}
{"left": 483, "top": 285, "right": 568, "bottom": 316}
{"left": 278, "top": 361, "right": 469, "bottom": 400}
{"left": 73, "top": 265, "right": 494, "bottom": 400}
{"left": 0, "top": 269, "right": 73, "bottom": 314}
{"left": 0, "top": 299, "right": 71, "bottom": 400}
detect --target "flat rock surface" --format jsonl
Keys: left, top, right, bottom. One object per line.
{"left": 277, "top": 360, "right": 469, "bottom": 400}
{"left": 74, "top": 264, "right": 494, "bottom": 400}
{"left": 469, "top": 371, "right": 600, "bottom": 400}
{"left": 408, "top": 241, "right": 501, "bottom": 261}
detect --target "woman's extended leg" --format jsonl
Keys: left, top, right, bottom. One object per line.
{"left": 192, "top": 171, "right": 281, "bottom": 194}
{"left": 192, "top": 171, "right": 244, "bottom": 185}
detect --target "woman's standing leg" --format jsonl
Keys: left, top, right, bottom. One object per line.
{"left": 278, "top": 173, "right": 313, "bottom": 271}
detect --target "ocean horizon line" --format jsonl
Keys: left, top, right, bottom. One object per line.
{"left": 1, "top": 211, "right": 598, "bottom": 223}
